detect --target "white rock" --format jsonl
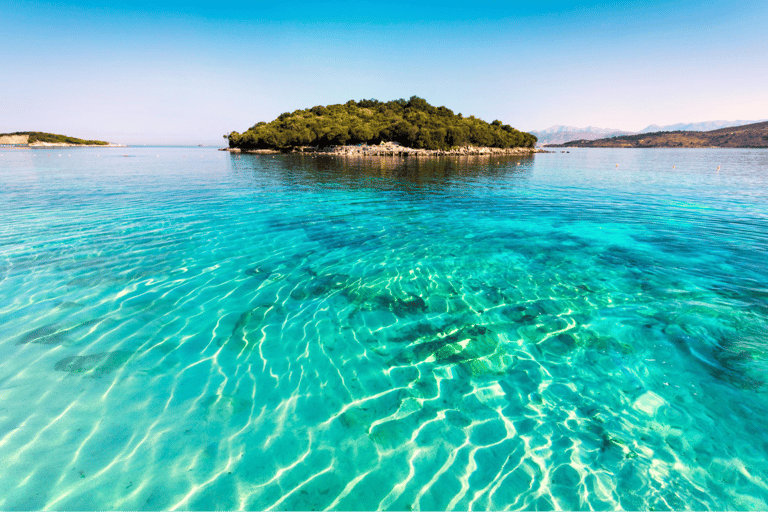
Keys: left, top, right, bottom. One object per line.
{"left": 634, "top": 391, "right": 666, "bottom": 416}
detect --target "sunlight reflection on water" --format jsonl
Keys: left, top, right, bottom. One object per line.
{"left": 0, "top": 147, "right": 767, "bottom": 510}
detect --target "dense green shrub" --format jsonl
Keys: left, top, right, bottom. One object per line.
{"left": 228, "top": 97, "right": 537, "bottom": 151}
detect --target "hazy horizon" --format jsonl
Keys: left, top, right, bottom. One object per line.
{"left": 3, "top": 0, "right": 767, "bottom": 145}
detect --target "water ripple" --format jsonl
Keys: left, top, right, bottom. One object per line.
{"left": 0, "top": 147, "right": 767, "bottom": 509}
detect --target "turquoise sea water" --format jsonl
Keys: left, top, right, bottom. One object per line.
{"left": 1, "top": 147, "right": 767, "bottom": 510}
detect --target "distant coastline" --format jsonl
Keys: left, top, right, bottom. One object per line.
{"left": 26, "top": 141, "right": 126, "bottom": 148}
{"left": 531, "top": 119, "right": 767, "bottom": 146}
{"left": 548, "top": 121, "right": 768, "bottom": 148}
{"left": 0, "top": 132, "right": 124, "bottom": 147}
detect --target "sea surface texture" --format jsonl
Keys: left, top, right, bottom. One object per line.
{"left": 1, "top": 147, "right": 767, "bottom": 510}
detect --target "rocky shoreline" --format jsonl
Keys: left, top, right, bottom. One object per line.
{"left": 28, "top": 142, "right": 125, "bottom": 148}
{"left": 222, "top": 142, "right": 545, "bottom": 157}
{"left": 0, "top": 142, "right": 125, "bottom": 148}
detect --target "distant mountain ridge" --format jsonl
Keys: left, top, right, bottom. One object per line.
{"left": 550, "top": 120, "right": 768, "bottom": 148}
{"left": 531, "top": 119, "right": 766, "bottom": 146}
{"left": 638, "top": 120, "right": 767, "bottom": 133}
{"left": 529, "top": 126, "right": 633, "bottom": 145}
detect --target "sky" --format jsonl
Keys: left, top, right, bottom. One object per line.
{"left": 2, "top": 0, "right": 767, "bottom": 145}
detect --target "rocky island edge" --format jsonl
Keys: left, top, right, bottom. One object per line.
{"left": 222, "top": 142, "right": 545, "bottom": 156}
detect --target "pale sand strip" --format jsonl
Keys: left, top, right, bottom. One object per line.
{"left": 0, "top": 134, "right": 29, "bottom": 144}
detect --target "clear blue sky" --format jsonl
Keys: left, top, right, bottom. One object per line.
{"left": 2, "top": 0, "right": 767, "bottom": 144}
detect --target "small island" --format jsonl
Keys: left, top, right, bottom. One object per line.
{"left": 549, "top": 121, "right": 768, "bottom": 148}
{"left": 0, "top": 132, "right": 121, "bottom": 147}
{"left": 226, "top": 97, "right": 540, "bottom": 155}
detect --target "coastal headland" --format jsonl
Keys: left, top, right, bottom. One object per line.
{"left": 0, "top": 132, "right": 124, "bottom": 147}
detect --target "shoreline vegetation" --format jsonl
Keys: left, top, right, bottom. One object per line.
{"left": 227, "top": 97, "right": 538, "bottom": 154}
{"left": 0, "top": 132, "right": 123, "bottom": 147}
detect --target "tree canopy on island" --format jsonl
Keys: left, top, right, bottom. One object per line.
{"left": 228, "top": 97, "right": 537, "bottom": 151}
{"left": 0, "top": 132, "right": 109, "bottom": 145}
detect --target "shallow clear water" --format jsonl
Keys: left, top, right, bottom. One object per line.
{"left": 1, "top": 147, "right": 767, "bottom": 510}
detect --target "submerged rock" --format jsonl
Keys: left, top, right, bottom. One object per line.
{"left": 664, "top": 324, "right": 764, "bottom": 390}
{"left": 374, "top": 293, "right": 428, "bottom": 317}
{"left": 290, "top": 273, "right": 350, "bottom": 301}
{"left": 343, "top": 287, "right": 428, "bottom": 317}
{"left": 393, "top": 321, "right": 445, "bottom": 343}
{"left": 18, "top": 324, "right": 65, "bottom": 345}
{"left": 18, "top": 316, "right": 114, "bottom": 346}
{"left": 390, "top": 323, "right": 504, "bottom": 377}
{"left": 202, "top": 394, "right": 251, "bottom": 422}
{"left": 56, "top": 301, "right": 84, "bottom": 309}
{"left": 54, "top": 350, "right": 132, "bottom": 375}
{"left": 244, "top": 266, "right": 269, "bottom": 278}
{"left": 221, "top": 305, "right": 277, "bottom": 353}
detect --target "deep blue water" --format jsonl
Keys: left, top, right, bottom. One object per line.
{"left": 1, "top": 147, "right": 767, "bottom": 510}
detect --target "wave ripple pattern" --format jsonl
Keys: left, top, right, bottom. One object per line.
{"left": 1, "top": 147, "right": 767, "bottom": 510}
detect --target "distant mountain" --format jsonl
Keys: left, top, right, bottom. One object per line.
{"left": 531, "top": 120, "right": 767, "bottom": 146}
{"left": 639, "top": 120, "right": 767, "bottom": 133}
{"left": 551, "top": 121, "right": 768, "bottom": 148}
{"left": 530, "top": 126, "right": 633, "bottom": 146}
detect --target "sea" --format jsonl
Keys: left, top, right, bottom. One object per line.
{"left": 0, "top": 146, "right": 767, "bottom": 510}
